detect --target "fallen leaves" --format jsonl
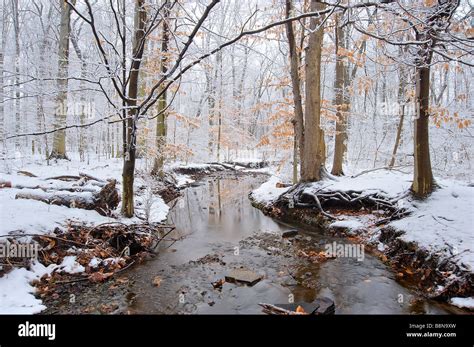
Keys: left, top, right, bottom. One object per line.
{"left": 298, "top": 250, "right": 336, "bottom": 263}
{"left": 295, "top": 305, "right": 306, "bottom": 314}
{"left": 212, "top": 278, "right": 225, "bottom": 290}
{"left": 30, "top": 222, "right": 174, "bottom": 299}
{"left": 88, "top": 271, "right": 114, "bottom": 283}
{"left": 276, "top": 182, "right": 290, "bottom": 188}
{"left": 152, "top": 276, "right": 162, "bottom": 287}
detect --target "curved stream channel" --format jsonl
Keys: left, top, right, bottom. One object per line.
{"left": 125, "top": 173, "right": 455, "bottom": 314}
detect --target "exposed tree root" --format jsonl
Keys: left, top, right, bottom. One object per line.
{"left": 274, "top": 182, "right": 409, "bottom": 222}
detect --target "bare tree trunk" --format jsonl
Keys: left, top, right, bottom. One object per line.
{"left": 216, "top": 50, "right": 223, "bottom": 162}
{"left": 409, "top": 0, "right": 459, "bottom": 198}
{"left": 151, "top": 2, "right": 170, "bottom": 177}
{"left": 285, "top": 0, "right": 304, "bottom": 180}
{"left": 0, "top": 2, "right": 6, "bottom": 156}
{"left": 292, "top": 132, "right": 298, "bottom": 184}
{"left": 412, "top": 39, "right": 434, "bottom": 197}
{"left": 389, "top": 65, "right": 407, "bottom": 168}
{"left": 50, "top": 0, "right": 75, "bottom": 159}
{"left": 206, "top": 58, "right": 217, "bottom": 159}
{"left": 236, "top": 45, "right": 249, "bottom": 128}
{"left": 331, "top": 14, "right": 347, "bottom": 176}
{"left": 70, "top": 23, "right": 88, "bottom": 162}
{"left": 121, "top": 0, "right": 146, "bottom": 217}
{"left": 12, "top": 0, "right": 20, "bottom": 150}
{"left": 301, "top": 0, "right": 326, "bottom": 182}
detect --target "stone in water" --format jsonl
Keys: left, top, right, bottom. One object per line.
{"left": 225, "top": 268, "right": 262, "bottom": 286}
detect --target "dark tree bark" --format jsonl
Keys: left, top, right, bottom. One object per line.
{"left": 411, "top": 0, "right": 459, "bottom": 197}
{"left": 331, "top": 14, "right": 348, "bottom": 176}
{"left": 285, "top": 0, "right": 305, "bottom": 180}
{"left": 122, "top": 0, "right": 146, "bottom": 217}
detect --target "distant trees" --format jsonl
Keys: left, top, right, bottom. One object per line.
{"left": 330, "top": 12, "right": 348, "bottom": 177}
{"left": 285, "top": 0, "right": 304, "bottom": 182}
{"left": 151, "top": 1, "right": 171, "bottom": 177}
{"left": 50, "top": 0, "right": 75, "bottom": 159}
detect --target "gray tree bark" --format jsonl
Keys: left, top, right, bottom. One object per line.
{"left": 301, "top": 0, "right": 326, "bottom": 182}
{"left": 50, "top": 0, "right": 76, "bottom": 159}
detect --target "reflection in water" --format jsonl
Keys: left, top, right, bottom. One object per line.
{"left": 125, "top": 174, "right": 457, "bottom": 314}
{"left": 162, "top": 175, "right": 287, "bottom": 264}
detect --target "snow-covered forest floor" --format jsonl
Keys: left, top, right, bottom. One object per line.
{"left": 0, "top": 155, "right": 242, "bottom": 313}
{"left": 250, "top": 170, "right": 474, "bottom": 309}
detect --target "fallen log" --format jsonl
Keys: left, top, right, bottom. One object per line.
{"left": 45, "top": 175, "right": 81, "bottom": 181}
{"left": 0, "top": 180, "right": 12, "bottom": 188}
{"left": 15, "top": 180, "right": 120, "bottom": 216}
{"left": 17, "top": 170, "right": 37, "bottom": 177}
{"left": 208, "top": 162, "right": 236, "bottom": 171}
{"left": 45, "top": 173, "right": 105, "bottom": 183}
{"left": 79, "top": 172, "right": 106, "bottom": 183}
{"left": 224, "top": 160, "right": 268, "bottom": 169}
{"left": 259, "top": 298, "right": 335, "bottom": 315}
{"left": 12, "top": 184, "right": 99, "bottom": 193}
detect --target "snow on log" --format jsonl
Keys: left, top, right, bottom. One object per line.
{"left": 15, "top": 180, "right": 120, "bottom": 216}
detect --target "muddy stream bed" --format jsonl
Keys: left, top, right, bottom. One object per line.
{"left": 44, "top": 172, "right": 461, "bottom": 314}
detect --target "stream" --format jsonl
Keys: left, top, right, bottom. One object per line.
{"left": 124, "top": 173, "right": 457, "bottom": 314}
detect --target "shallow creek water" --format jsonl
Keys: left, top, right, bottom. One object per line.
{"left": 125, "top": 173, "right": 456, "bottom": 314}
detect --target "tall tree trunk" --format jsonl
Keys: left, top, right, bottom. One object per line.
{"left": 50, "top": 0, "right": 75, "bottom": 159}
{"left": 331, "top": 14, "right": 348, "bottom": 176}
{"left": 301, "top": 0, "right": 326, "bottom": 182}
{"left": 121, "top": 0, "right": 146, "bottom": 217}
{"left": 216, "top": 50, "right": 223, "bottom": 162}
{"left": 0, "top": 3, "right": 6, "bottom": 156}
{"left": 389, "top": 65, "right": 407, "bottom": 168}
{"left": 411, "top": 0, "right": 458, "bottom": 197}
{"left": 70, "top": 24, "right": 88, "bottom": 162}
{"left": 206, "top": 58, "right": 217, "bottom": 159}
{"left": 12, "top": 0, "right": 20, "bottom": 150}
{"left": 236, "top": 46, "right": 249, "bottom": 128}
{"left": 412, "top": 39, "right": 434, "bottom": 197}
{"left": 151, "top": 2, "right": 170, "bottom": 177}
{"left": 285, "top": 0, "right": 305, "bottom": 180}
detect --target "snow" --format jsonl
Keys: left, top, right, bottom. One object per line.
{"left": 175, "top": 173, "right": 195, "bottom": 187}
{"left": 0, "top": 255, "right": 84, "bottom": 313}
{"left": 449, "top": 297, "right": 474, "bottom": 309}
{"left": 57, "top": 256, "right": 85, "bottom": 274}
{"left": 306, "top": 170, "right": 413, "bottom": 199}
{"left": 330, "top": 220, "right": 365, "bottom": 230}
{"left": 0, "top": 262, "right": 56, "bottom": 314}
{"left": 250, "top": 175, "right": 290, "bottom": 206}
{"left": 390, "top": 179, "right": 474, "bottom": 271}
{"left": 88, "top": 257, "right": 101, "bottom": 268}
{"left": 135, "top": 192, "right": 170, "bottom": 223}
{"left": 0, "top": 193, "right": 114, "bottom": 236}
{"left": 0, "top": 157, "right": 173, "bottom": 236}
{"left": 242, "top": 167, "right": 272, "bottom": 174}
{"left": 169, "top": 162, "right": 224, "bottom": 172}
